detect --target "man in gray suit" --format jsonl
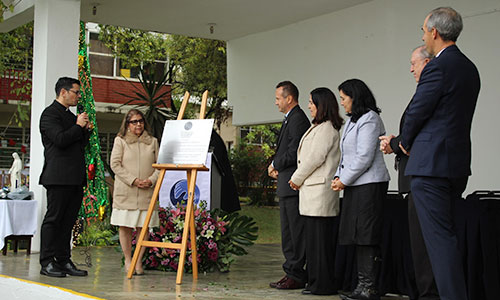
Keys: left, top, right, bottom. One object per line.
{"left": 268, "top": 81, "right": 310, "bottom": 289}
{"left": 380, "top": 46, "right": 439, "bottom": 300}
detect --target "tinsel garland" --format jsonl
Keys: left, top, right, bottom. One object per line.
{"left": 77, "top": 21, "right": 109, "bottom": 222}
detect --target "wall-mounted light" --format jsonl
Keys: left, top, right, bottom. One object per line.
{"left": 208, "top": 23, "right": 216, "bottom": 34}
{"left": 91, "top": 3, "right": 100, "bottom": 16}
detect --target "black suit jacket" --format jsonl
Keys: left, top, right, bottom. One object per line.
{"left": 273, "top": 105, "right": 310, "bottom": 198}
{"left": 401, "top": 45, "right": 480, "bottom": 178}
{"left": 390, "top": 108, "right": 411, "bottom": 193}
{"left": 39, "top": 100, "right": 90, "bottom": 186}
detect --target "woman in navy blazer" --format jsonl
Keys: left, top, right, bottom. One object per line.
{"left": 332, "top": 79, "right": 390, "bottom": 300}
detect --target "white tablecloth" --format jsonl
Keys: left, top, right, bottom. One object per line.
{"left": 0, "top": 200, "right": 38, "bottom": 249}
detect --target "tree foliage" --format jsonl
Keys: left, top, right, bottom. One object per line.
{"left": 167, "top": 35, "right": 228, "bottom": 128}
{"left": 0, "top": 1, "right": 14, "bottom": 23}
{"left": 0, "top": 22, "right": 33, "bottom": 128}
{"left": 116, "top": 66, "right": 175, "bottom": 140}
{"left": 97, "top": 25, "right": 168, "bottom": 68}
{"left": 0, "top": 22, "right": 33, "bottom": 73}
{"left": 97, "top": 26, "right": 229, "bottom": 128}
{"left": 229, "top": 124, "right": 281, "bottom": 205}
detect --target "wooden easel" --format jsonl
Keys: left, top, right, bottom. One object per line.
{"left": 127, "top": 90, "right": 209, "bottom": 284}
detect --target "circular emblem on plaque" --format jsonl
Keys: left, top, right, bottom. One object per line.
{"left": 184, "top": 121, "right": 193, "bottom": 130}
{"left": 170, "top": 179, "right": 200, "bottom": 206}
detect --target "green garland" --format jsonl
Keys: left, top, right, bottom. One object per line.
{"left": 77, "top": 21, "right": 109, "bottom": 222}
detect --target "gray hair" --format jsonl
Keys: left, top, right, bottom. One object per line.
{"left": 426, "top": 7, "right": 463, "bottom": 42}
{"left": 413, "top": 45, "right": 433, "bottom": 60}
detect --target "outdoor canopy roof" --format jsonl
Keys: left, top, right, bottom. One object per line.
{"left": 0, "top": 0, "right": 371, "bottom": 40}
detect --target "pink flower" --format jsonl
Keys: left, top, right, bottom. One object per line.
{"left": 161, "top": 259, "right": 170, "bottom": 266}
{"left": 172, "top": 207, "right": 181, "bottom": 218}
{"left": 208, "top": 250, "right": 218, "bottom": 261}
{"left": 150, "top": 258, "right": 159, "bottom": 267}
{"left": 169, "top": 260, "right": 178, "bottom": 270}
{"left": 210, "top": 225, "right": 215, "bottom": 230}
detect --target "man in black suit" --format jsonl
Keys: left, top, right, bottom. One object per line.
{"left": 268, "top": 81, "right": 310, "bottom": 290}
{"left": 39, "top": 77, "right": 90, "bottom": 277}
{"left": 400, "top": 7, "right": 480, "bottom": 300}
{"left": 380, "top": 46, "right": 439, "bottom": 300}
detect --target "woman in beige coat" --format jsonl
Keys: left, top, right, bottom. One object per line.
{"left": 289, "top": 87, "right": 343, "bottom": 295}
{"left": 110, "top": 109, "right": 159, "bottom": 275}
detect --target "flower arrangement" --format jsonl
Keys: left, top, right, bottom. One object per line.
{"left": 132, "top": 201, "right": 258, "bottom": 273}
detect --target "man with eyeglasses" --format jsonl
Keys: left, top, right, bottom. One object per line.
{"left": 39, "top": 77, "right": 90, "bottom": 277}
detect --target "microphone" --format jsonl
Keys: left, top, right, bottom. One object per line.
{"left": 77, "top": 103, "right": 93, "bottom": 131}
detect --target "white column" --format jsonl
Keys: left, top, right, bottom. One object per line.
{"left": 30, "top": 0, "right": 81, "bottom": 253}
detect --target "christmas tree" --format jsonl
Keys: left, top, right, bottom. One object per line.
{"left": 77, "top": 21, "right": 109, "bottom": 222}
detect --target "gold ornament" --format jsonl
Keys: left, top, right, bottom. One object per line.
{"left": 98, "top": 205, "right": 106, "bottom": 220}
{"left": 78, "top": 55, "right": 85, "bottom": 70}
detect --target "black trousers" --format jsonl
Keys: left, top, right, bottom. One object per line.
{"left": 411, "top": 176, "right": 468, "bottom": 300}
{"left": 305, "top": 215, "right": 337, "bottom": 295}
{"left": 279, "top": 195, "right": 307, "bottom": 283}
{"left": 407, "top": 193, "right": 439, "bottom": 300}
{"left": 40, "top": 185, "right": 83, "bottom": 267}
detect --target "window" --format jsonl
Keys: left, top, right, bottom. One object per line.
{"left": 98, "top": 132, "right": 117, "bottom": 167}
{"left": 87, "top": 28, "right": 169, "bottom": 81}
{"left": 89, "top": 54, "right": 114, "bottom": 77}
{"left": 89, "top": 32, "right": 112, "bottom": 54}
{"left": 0, "top": 127, "right": 30, "bottom": 169}
{"left": 240, "top": 127, "right": 250, "bottom": 141}
{"left": 239, "top": 127, "right": 263, "bottom": 145}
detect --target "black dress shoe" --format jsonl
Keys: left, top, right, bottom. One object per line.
{"left": 57, "top": 261, "right": 88, "bottom": 276}
{"left": 301, "top": 288, "right": 312, "bottom": 295}
{"left": 40, "top": 262, "right": 66, "bottom": 277}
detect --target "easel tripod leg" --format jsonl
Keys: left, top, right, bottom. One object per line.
{"left": 127, "top": 169, "right": 166, "bottom": 279}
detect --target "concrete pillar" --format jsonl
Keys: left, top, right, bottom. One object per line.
{"left": 30, "top": 0, "right": 80, "bottom": 253}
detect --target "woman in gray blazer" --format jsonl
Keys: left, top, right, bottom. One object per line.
{"left": 332, "top": 79, "right": 390, "bottom": 300}
{"left": 289, "top": 87, "right": 343, "bottom": 295}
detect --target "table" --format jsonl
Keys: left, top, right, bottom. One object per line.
{"left": 333, "top": 191, "right": 500, "bottom": 300}
{"left": 0, "top": 199, "right": 38, "bottom": 254}
{"left": 334, "top": 193, "right": 418, "bottom": 299}
{"left": 455, "top": 191, "right": 500, "bottom": 300}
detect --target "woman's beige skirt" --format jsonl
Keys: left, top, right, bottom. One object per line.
{"left": 110, "top": 208, "right": 159, "bottom": 228}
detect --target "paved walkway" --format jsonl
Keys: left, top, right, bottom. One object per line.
{"left": 0, "top": 244, "right": 408, "bottom": 299}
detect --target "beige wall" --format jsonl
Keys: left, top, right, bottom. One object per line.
{"left": 215, "top": 112, "right": 238, "bottom": 150}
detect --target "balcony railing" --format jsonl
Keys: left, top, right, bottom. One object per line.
{"left": 0, "top": 69, "right": 32, "bottom": 103}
